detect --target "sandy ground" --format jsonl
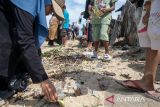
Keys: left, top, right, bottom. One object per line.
{"left": 2, "top": 40, "right": 160, "bottom": 107}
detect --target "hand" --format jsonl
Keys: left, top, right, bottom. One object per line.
{"left": 100, "top": 7, "right": 108, "bottom": 13}
{"left": 99, "top": 10, "right": 105, "bottom": 17}
{"left": 101, "top": 8, "right": 110, "bottom": 13}
{"left": 40, "top": 79, "right": 58, "bottom": 102}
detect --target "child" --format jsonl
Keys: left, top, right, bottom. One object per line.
{"left": 89, "top": 0, "right": 117, "bottom": 61}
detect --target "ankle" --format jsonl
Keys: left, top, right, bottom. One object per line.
{"left": 141, "top": 74, "right": 154, "bottom": 90}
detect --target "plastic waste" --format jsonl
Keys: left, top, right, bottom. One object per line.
{"left": 55, "top": 83, "right": 66, "bottom": 100}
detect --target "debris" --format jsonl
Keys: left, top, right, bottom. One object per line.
{"left": 127, "top": 49, "right": 143, "bottom": 57}
{"left": 103, "top": 71, "right": 116, "bottom": 76}
{"left": 91, "top": 90, "right": 99, "bottom": 99}
{"left": 58, "top": 100, "right": 65, "bottom": 107}
{"left": 120, "top": 74, "right": 132, "bottom": 79}
{"left": 32, "top": 89, "right": 44, "bottom": 99}
{"left": 55, "top": 82, "right": 66, "bottom": 100}
{"left": 42, "top": 47, "right": 63, "bottom": 57}
{"left": 6, "top": 40, "right": 152, "bottom": 107}
{"left": 96, "top": 62, "right": 103, "bottom": 68}
{"left": 73, "top": 83, "right": 82, "bottom": 96}
{"left": 122, "top": 45, "right": 129, "bottom": 50}
{"left": 97, "top": 77, "right": 110, "bottom": 90}
{"left": 139, "top": 73, "right": 143, "bottom": 77}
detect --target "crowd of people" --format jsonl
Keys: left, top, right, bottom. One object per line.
{"left": 47, "top": 9, "right": 94, "bottom": 50}
{"left": 0, "top": 0, "right": 160, "bottom": 104}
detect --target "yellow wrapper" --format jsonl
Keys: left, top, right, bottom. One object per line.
{"left": 58, "top": 100, "right": 65, "bottom": 107}
{"left": 92, "top": 7, "right": 103, "bottom": 17}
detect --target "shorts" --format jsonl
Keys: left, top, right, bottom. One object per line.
{"left": 138, "top": 0, "right": 160, "bottom": 50}
{"left": 92, "top": 24, "right": 109, "bottom": 41}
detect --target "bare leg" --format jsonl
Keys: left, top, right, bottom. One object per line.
{"left": 142, "top": 48, "right": 159, "bottom": 83}
{"left": 122, "top": 48, "right": 160, "bottom": 91}
{"left": 94, "top": 41, "right": 99, "bottom": 52}
{"left": 102, "top": 40, "right": 109, "bottom": 54}
{"left": 62, "top": 36, "right": 67, "bottom": 46}
{"left": 87, "top": 42, "right": 92, "bottom": 49}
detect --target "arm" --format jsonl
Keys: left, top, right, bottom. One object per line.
{"left": 101, "top": 2, "right": 116, "bottom": 13}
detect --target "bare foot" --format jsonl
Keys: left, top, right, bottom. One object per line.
{"left": 121, "top": 80, "right": 154, "bottom": 91}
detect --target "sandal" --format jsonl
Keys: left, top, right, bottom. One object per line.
{"left": 116, "top": 80, "right": 160, "bottom": 102}
{"left": 145, "top": 90, "right": 160, "bottom": 102}
{"left": 115, "top": 80, "right": 146, "bottom": 92}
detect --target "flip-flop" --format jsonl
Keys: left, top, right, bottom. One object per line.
{"left": 145, "top": 90, "right": 160, "bottom": 102}
{"left": 115, "top": 80, "right": 146, "bottom": 92}
{"left": 116, "top": 80, "right": 160, "bottom": 102}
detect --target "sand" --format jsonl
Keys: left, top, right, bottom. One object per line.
{"left": 3, "top": 40, "right": 160, "bottom": 107}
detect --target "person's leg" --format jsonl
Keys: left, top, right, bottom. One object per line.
{"left": 87, "top": 42, "right": 93, "bottom": 49}
{"left": 102, "top": 41, "right": 109, "bottom": 54}
{"left": 79, "top": 37, "right": 84, "bottom": 47}
{"left": 143, "top": 48, "right": 159, "bottom": 83}
{"left": 135, "top": 0, "right": 160, "bottom": 91}
{"left": 100, "top": 24, "right": 112, "bottom": 60}
{"left": 100, "top": 24, "right": 110, "bottom": 53}
{"left": 93, "top": 24, "right": 100, "bottom": 52}
{"left": 91, "top": 24, "right": 100, "bottom": 58}
{"left": 119, "top": 22, "right": 160, "bottom": 91}
{"left": 8, "top": 2, "right": 48, "bottom": 83}
{"left": 5, "top": 1, "right": 58, "bottom": 102}
{"left": 87, "top": 23, "right": 93, "bottom": 49}
{"left": 94, "top": 41, "right": 99, "bottom": 52}
{"left": 62, "top": 36, "right": 67, "bottom": 46}
{"left": 0, "top": 0, "right": 12, "bottom": 79}
{"left": 117, "top": 0, "right": 160, "bottom": 101}
{"left": 61, "top": 29, "right": 68, "bottom": 46}
{"left": 55, "top": 25, "right": 62, "bottom": 45}
{"left": 48, "top": 40, "right": 54, "bottom": 46}
{"left": 120, "top": 48, "right": 159, "bottom": 91}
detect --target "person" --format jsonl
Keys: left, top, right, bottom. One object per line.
{"left": 61, "top": 5, "right": 70, "bottom": 46}
{"left": 135, "top": 0, "right": 144, "bottom": 24}
{"left": 86, "top": 15, "right": 94, "bottom": 50}
{"left": 78, "top": 12, "right": 86, "bottom": 38}
{"left": 73, "top": 22, "right": 80, "bottom": 37}
{"left": 89, "top": 0, "right": 117, "bottom": 61}
{"left": 117, "top": 0, "right": 160, "bottom": 101}
{"left": 0, "top": 0, "right": 65, "bottom": 102}
{"left": 77, "top": 12, "right": 87, "bottom": 47}
{"left": 48, "top": 15, "right": 59, "bottom": 46}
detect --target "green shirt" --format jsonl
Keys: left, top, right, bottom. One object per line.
{"left": 91, "top": 0, "right": 117, "bottom": 25}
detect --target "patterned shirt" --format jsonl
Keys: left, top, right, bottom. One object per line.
{"left": 91, "top": 0, "right": 117, "bottom": 24}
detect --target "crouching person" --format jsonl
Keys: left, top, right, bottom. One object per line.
{"left": 0, "top": 0, "right": 65, "bottom": 103}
